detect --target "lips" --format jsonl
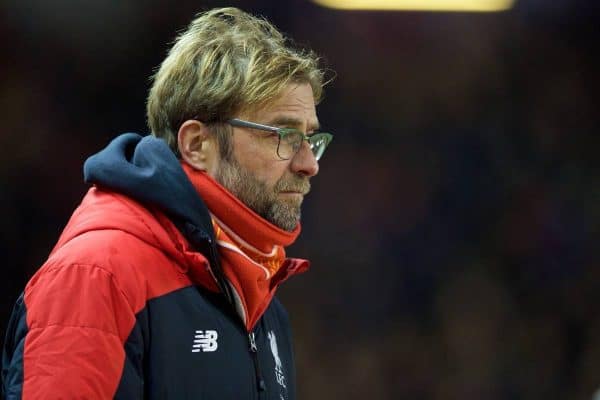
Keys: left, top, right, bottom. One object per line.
{"left": 279, "top": 188, "right": 309, "bottom": 195}
{"left": 279, "top": 191, "right": 305, "bottom": 197}
{"left": 275, "top": 176, "right": 310, "bottom": 196}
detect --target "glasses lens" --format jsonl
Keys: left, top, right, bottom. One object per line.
{"left": 277, "top": 129, "right": 303, "bottom": 160}
{"left": 277, "top": 130, "right": 333, "bottom": 160}
{"left": 309, "top": 133, "right": 332, "bottom": 160}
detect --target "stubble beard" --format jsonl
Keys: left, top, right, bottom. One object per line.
{"left": 214, "top": 155, "right": 310, "bottom": 232}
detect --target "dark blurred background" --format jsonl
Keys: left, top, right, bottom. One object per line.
{"left": 1, "top": 0, "right": 598, "bottom": 398}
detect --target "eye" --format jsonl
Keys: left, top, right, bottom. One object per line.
{"left": 255, "top": 130, "right": 278, "bottom": 140}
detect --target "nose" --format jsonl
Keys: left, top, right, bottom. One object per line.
{"left": 289, "top": 140, "right": 319, "bottom": 177}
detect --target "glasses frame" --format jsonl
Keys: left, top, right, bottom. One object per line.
{"left": 227, "top": 118, "right": 333, "bottom": 161}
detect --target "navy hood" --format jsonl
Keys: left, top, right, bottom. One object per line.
{"left": 83, "top": 133, "right": 214, "bottom": 240}
{"left": 83, "top": 133, "right": 235, "bottom": 303}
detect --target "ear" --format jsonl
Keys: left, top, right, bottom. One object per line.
{"left": 177, "top": 120, "right": 219, "bottom": 173}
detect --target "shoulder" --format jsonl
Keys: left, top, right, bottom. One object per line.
{"left": 49, "top": 227, "right": 171, "bottom": 279}
{"left": 40, "top": 232, "right": 189, "bottom": 311}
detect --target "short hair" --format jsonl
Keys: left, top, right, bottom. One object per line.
{"left": 146, "top": 7, "right": 326, "bottom": 154}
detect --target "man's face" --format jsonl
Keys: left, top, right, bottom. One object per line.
{"left": 214, "top": 83, "right": 320, "bottom": 231}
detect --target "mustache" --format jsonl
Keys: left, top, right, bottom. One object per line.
{"left": 275, "top": 175, "right": 311, "bottom": 195}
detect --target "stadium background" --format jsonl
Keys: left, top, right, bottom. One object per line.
{"left": 1, "top": 0, "right": 598, "bottom": 398}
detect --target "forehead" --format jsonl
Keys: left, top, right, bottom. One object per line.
{"left": 245, "top": 83, "right": 319, "bottom": 129}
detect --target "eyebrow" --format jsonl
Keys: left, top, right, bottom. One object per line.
{"left": 268, "top": 116, "right": 321, "bottom": 132}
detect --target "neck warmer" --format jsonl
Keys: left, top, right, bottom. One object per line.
{"left": 181, "top": 163, "right": 310, "bottom": 331}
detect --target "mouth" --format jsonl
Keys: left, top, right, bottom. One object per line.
{"left": 279, "top": 191, "right": 305, "bottom": 196}
{"left": 277, "top": 178, "right": 311, "bottom": 197}
{"left": 278, "top": 189, "right": 310, "bottom": 201}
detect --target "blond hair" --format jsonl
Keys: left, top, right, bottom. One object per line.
{"left": 146, "top": 7, "right": 326, "bottom": 153}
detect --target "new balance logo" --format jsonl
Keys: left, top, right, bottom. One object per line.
{"left": 192, "top": 330, "right": 218, "bottom": 352}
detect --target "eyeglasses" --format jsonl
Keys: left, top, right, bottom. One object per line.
{"left": 227, "top": 118, "right": 333, "bottom": 161}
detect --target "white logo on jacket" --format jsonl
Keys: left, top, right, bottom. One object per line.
{"left": 192, "top": 330, "right": 218, "bottom": 352}
{"left": 267, "top": 331, "right": 286, "bottom": 389}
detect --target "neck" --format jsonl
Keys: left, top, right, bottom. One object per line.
{"left": 180, "top": 162, "right": 309, "bottom": 331}
{"left": 180, "top": 162, "right": 301, "bottom": 253}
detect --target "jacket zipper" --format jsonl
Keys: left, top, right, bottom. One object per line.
{"left": 248, "top": 332, "right": 266, "bottom": 392}
{"left": 185, "top": 223, "right": 267, "bottom": 394}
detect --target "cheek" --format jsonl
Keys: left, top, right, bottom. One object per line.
{"left": 231, "top": 138, "right": 288, "bottom": 188}
{"left": 252, "top": 159, "right": 289, "bottom": 189}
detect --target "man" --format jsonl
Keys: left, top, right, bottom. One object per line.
{"left": 2, "top": 7, "right": 332, "bottom": 399}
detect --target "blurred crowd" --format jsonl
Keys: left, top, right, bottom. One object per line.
{"left": 1, "top": 1, "right": 598, "bottom": 399}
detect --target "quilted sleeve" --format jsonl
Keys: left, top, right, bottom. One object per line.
{"left": 8, "top": 262, "right": 140, "bottom": 399}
